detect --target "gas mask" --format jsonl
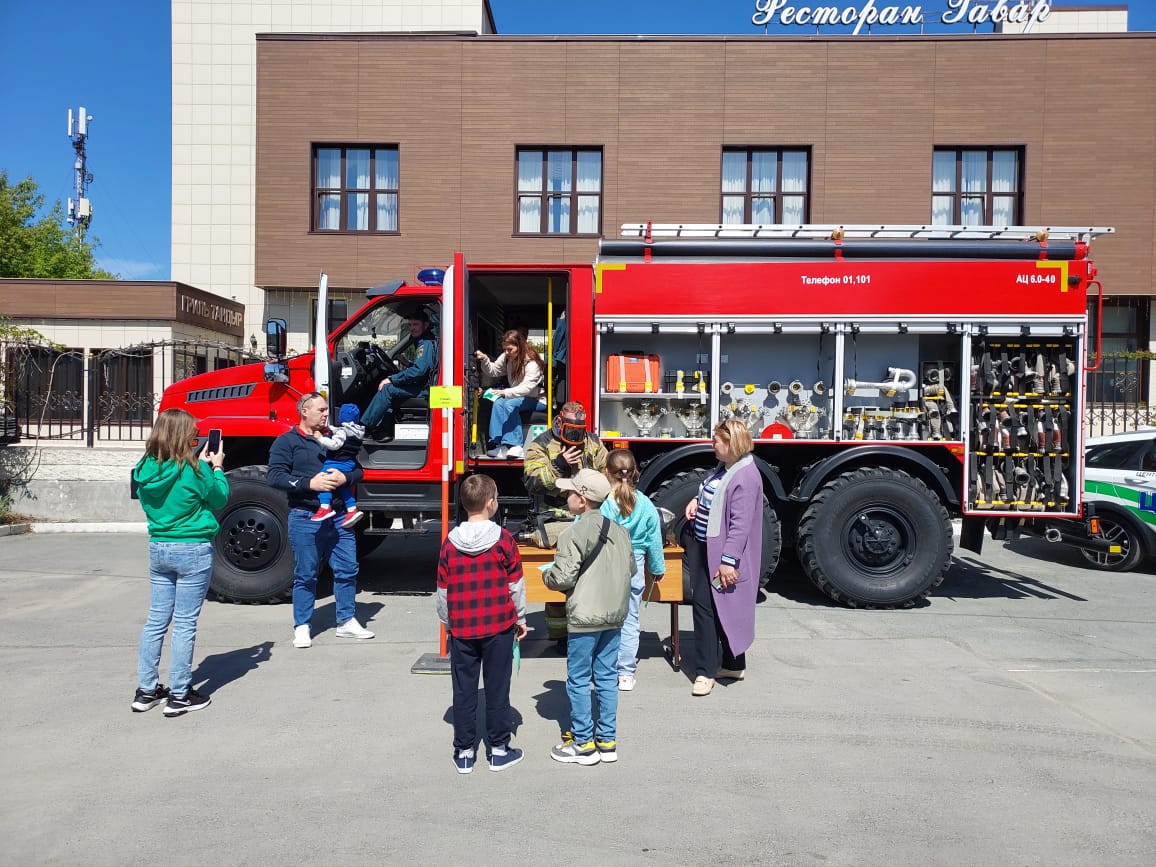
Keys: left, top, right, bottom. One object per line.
{"left": 553, "top": 413, "right": 587, "bottom": 447}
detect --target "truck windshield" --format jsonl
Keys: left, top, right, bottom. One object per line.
{"left": 336, "top": 302, "right": 409, "bottom": 356}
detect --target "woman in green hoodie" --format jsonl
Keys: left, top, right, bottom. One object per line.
{"left": 131, "top": 409, "right": 229, "bottom": 717}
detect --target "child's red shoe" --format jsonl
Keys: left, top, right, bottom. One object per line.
{"left": 310, "top": 505, "right": 335, "bottom": 522}
{"left": 340, "top": 508, "right": 363, "bottom": 529}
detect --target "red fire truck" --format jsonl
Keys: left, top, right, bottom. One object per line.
{"left": 157, "top": 223, "right": 1111, "bottom": 607}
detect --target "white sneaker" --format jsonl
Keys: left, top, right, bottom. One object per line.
{"left": 335, "top": 618, "right": 375, "bottom": 639}
{"left": 618, "top": 674, "right": 636, "bottom": 691}
{"left": 292, "top": 625, "right": 311, "bottom": 648}
{"left": 506, "top": 445, "right": 525, "bottom": 459}
{"left": 486, "top": 445, "right": 508, "bottom": 459}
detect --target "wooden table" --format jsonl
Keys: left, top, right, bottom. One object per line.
{"left": 518, "top": 544, "right": 685, "bottom": 668}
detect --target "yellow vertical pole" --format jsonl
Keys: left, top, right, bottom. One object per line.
{"left": 546, "top": 277, "right": 554, "bottom": 412}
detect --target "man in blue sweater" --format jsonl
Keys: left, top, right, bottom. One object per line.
{"left": 267, "top": 392, "right": 375, "bottom": 649}
{"left": 361, "top": 309, "right": 438, "bottom": 440}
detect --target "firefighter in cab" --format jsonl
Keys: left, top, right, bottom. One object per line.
{"left": 361, "top": 308, "right": 437, "bottom": 440}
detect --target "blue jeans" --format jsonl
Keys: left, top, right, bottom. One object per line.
{"left": 362, "top": 382, "right": 424, "bottom": 429}
{"left": 137, "top": 541, "right": 213, "bottom": 698}
{"left": 565, "top": 629, "right": 621, "bottom": 743}
{"left": 489, "top": 395, "right": 545, "bottom": 447}
{"left": 318, "top": 458, "right": 356, "bottom": 509}
{"left": 288, "top": 509, "right": 359, "bottom": 628}
{"left": 618, "top": 552, "right": 646, "bottom": 676}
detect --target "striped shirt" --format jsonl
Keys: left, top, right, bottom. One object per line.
{"left": 692, "top": 468, "right": 725, "bottom": 541}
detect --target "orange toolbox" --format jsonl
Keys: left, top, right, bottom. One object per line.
{"left": 607, "top": 352, "right": 661, "bottom": 393}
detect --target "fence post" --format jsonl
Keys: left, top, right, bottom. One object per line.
{"left": 85, "top": 350, "right": 96, "bottom": 447}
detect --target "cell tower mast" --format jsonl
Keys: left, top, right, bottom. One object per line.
{"left": 67, "top": 106, "right": 93, "bottom": 231}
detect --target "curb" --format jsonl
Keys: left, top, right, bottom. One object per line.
{"left": 28, "top": 523, "right": 149, "bottom": 534}
{"left": 0, "top": 524, "right": 32, "bottom": 537}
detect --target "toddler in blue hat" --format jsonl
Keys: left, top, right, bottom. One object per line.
{"left": 310, "top": 403, "right": 365, "bottom": 528}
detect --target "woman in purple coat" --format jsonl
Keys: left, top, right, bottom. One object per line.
{"left": 682, "top": 419, "right": 763, "bottom": 697}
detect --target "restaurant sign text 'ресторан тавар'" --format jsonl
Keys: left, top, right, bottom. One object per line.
{"left": 752, "top": 0, "right": 1052, "bottom": 35}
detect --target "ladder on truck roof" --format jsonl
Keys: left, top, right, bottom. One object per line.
{"left": 620, "top": 223, "right": 1115, "bottom": 242}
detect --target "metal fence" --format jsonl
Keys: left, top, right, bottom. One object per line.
{"left": 2, "top": 339, "right": 263, "bottom": 445}
{"left": 1085, "top": 352, "right": 1156, "bottom": 437}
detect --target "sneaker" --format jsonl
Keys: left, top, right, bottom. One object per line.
{"left": 550, "top": 740, "right": 600, "bottom": 765}
{"left": 506, "top": 445, "right": 525, "bottom": 459}
{"left": 453, "top": 749, "right": 476, "bottom": 775}
{"left": 131, "top": 683, "right": 169, "bottom": 713}
{"left": 163, "top": 688, "right": 211, "bottom": 717}
{"left": 716, "top": 667, "right": 745, "bottom": 681}
{"left": 488, "top": 747, "right": 524, "bottom": 772}
{"left": 618, "top": 675, "right": 636, "bottom": 692}
{"left": 310, "top": 505, "right": 335, "bottom": 522}
{"left": 595, "top": 740, "right": 618, "bottom": 763}
{"left": 293, "top": 624, "right": 312, "bottom": 648}
{"left": 691, "top": 676, "right": 715, "bottom": 696}
{"left": 485, "top": 445, "right": 508, "bottom": 459}
{"left": 335, "top": 617, "right": 375, "bottom": 639}
{"left": 340, "top": 507, "right": 364, "bottom": 529}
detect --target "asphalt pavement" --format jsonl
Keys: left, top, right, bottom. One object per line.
{"left": 1, "top": 531, "right": 1154, "bottom": 866}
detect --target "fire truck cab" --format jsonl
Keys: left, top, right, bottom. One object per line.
{"left": 158, "top": 223, "right": 1111, "bottom": 609}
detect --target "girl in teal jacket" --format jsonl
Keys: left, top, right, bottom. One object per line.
{"left": 600, "top": 448, "right": 665, "bottom": 691}
{"left": 130, "top": 409, "right": 228, "bottom": 716}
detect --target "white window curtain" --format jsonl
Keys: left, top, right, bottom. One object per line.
{"left": 318, "top": 195, "right": 340, "bottom": 230}
{"left": 992, "top": 150, "right": 1017, "bottom": 193}
{"left": 576, "top": 151, "right": 601, "bottom": 233}
{"left": 346, "top": 149, "right": 370, "bottom": 190}
{"left": 376, "top": 193, "right": 397, "bottom": 231}
{"left": 751, "top": 151, "right": 776, "bottom": 194}
{"left": 931, "top": 151, "right": 956, "bottom": 225}
{"left": 781, "top": 152, "right": 807, "bottom": 193}
{"left": 721, "top": 152, "right": 746, "bottom": 194}
{"left": 347, "top": 193, "right": 369, "bottom": 231}
{"left": 317, "top": 149, "right": 341, "bottom": 189}
{"left": 547, "top": 152, "right": 571, "bottom": 193}
{"left": 518, "top": 151, "right": 542, "bottom": 192}
{"left": 519, "top": 197, "right": 540, "bottom": 233}
{"left": 961, "top": 150, "right": 986, "bottom": 194}
{"left": 375, "top": 149, "right": 398, "bottom": 190}
{"left": 517, "top": 151, "right": 543, "bottom": 232}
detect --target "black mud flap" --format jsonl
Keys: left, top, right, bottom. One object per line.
{"left": 959, "top": 515, "right": 986, "bottom": 554}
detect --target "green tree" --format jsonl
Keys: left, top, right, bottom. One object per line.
{"left": 0, "top": 171, "right": 117, "bottom": 279}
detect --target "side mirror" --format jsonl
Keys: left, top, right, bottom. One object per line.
{"left": 265, "top": 318, "right": 287, "bottom": 358}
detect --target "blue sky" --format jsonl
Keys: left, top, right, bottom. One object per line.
{"left": 0, "top": 0, "right": 1151, "bottom": 280}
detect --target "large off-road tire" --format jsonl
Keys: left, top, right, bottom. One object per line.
{"left": 650, "top": 467, "right": 782, "bottom": 601}
{"left": 1079, "top": 508, "right": 1146, "bottom": 572}
{"left": 797, "top": 467, "right": 952, "bottom": 608}
{"left": 211, "top": 465, "right": 294, "bottom": 603}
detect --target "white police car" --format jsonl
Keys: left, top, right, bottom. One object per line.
{"left": 1080, "top": 428, "right": 1156, "bottom": 570}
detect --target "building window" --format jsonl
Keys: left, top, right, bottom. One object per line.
{"left": 309, "top": 298, "right": 350, "bottom": 348}
{"left": 516, "top": 148, "right": 602, "bottom": 236}
{"left": 313, "top": 146, "right": 399, "bottom": 233}
{"left": 932, "top": 147, "right": 1023, "bottom": 225}
{"left": 721, "top": 148, "right": 810, "bottom": 224}
{"left": 1087, "top": 297, "right": 1149, "bottom": 405}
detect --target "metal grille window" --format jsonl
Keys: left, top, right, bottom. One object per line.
{"left": 931, "top": 147, "right": 1023, "bottom": 225}
{"left": 313, "top": 146, "right": 399, "bottom": 233}
{"left": 1087, "top": 296, "right": 1149, "bottom": 405}
{"left": 721, "top": 148, "right": 810, "bottom": 224}
{"left": 516, "top": 148, "right": 602, "bottom": 236}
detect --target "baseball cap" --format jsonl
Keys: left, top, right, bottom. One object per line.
{"left": 556, "top": 468, "right": 612, "bottom": 503}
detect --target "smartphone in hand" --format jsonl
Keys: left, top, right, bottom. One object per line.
{"left": 207, "top": 428, "right": 222, "bottom": 455}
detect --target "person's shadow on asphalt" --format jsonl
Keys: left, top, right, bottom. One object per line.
{"left": 532, "top": 679, "right": 573, "bottom": 740}
{"left": 440, "top": 690, "right": 526, "bottom": 750}
{"left": 191, "top": 641, "right": 274, "bottom": 696}
{"left": 308, "top": 600, "right": 385, "bottom": 639}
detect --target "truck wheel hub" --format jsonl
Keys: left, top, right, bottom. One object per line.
{"left": 847, "top": 509, "right": 912, "bottom": 572}
{"left": 220, "top": 506, "right": 283, "bottom": 571}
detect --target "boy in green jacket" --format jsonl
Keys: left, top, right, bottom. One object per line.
{"left": 542, "top": 469, "right": 634, "bottom": 765}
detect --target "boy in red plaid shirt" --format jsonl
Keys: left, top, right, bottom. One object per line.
{"left": 437, "top": 473, "right": 529, "bottom": 774}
